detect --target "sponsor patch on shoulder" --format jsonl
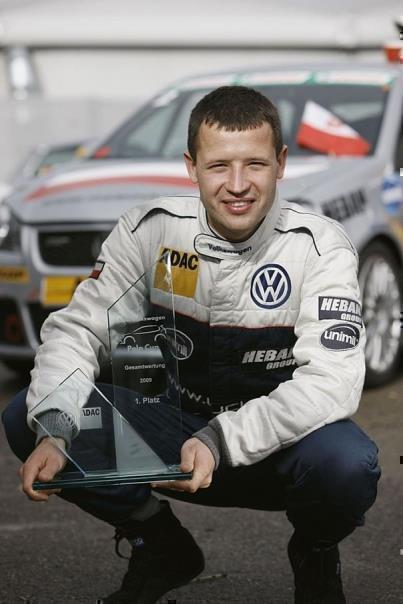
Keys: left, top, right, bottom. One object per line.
{"left": 154, "top": 246, "right": 199, "bottom": 298}
{"left": 318, "top": 296, "right": 362, "bottom": 325}
{"left": 90, "top": 260, "right": 105, "bottom": 279}
{"left": 320, "top": 323, "right": 360, "bottom": 351}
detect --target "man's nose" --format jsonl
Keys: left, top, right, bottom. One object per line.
{"left": 226, "top": 166, "right": 250, "bottom": 195}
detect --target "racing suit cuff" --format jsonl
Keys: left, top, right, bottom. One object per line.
{"left": 34, "top": 409, "right": 77, "bottom": 450}
{"left": 193, "top": 424, "right": 222, "bottom": 470}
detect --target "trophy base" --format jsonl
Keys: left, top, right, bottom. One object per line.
{"left": 33, "top": 467, "right": 192, "bottom": 490}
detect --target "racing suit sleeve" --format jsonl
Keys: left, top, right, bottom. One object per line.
{"left": 26, "top": 210, "right": 148, "bottom": 434}
{"left": 194, "top": 241, "right": 365, "bottom": 468}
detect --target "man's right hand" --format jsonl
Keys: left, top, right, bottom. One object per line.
{"left": 19, "top": 437, "right": 67, "bottom": 502}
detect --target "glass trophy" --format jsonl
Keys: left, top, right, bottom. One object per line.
{"left": 33, "top": 254, "right": 192, "bottom": 490}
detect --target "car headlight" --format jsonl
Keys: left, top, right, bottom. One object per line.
{"left": 0, "top": 203, "right": 21, "bottom": 251}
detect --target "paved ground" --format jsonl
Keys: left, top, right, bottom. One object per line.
{"left": 0, "top": 362, "right": 402, "bottom": 604}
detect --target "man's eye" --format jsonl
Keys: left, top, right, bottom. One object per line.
{"left": 209, "top": 163, "right": 226, "bottom": 170}
{"left": 249, "top": 161, "right": 266, "bottom": 167}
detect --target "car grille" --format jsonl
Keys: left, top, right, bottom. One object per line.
{"left": 38, "top": 230, "right": 110, "bottom": 267}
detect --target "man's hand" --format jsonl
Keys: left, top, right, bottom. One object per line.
{"left": 19, "top": 437, "right": 67, "bottom": 502}
{"left": 152, "top": 437, "right": 215, "bottom": 494}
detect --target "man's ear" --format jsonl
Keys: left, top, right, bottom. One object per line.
{"left": 184, "top": 152, "right": 198, "bottom": 184}
{"left": 276, "top": 145, "right": 288, "bottom": 180}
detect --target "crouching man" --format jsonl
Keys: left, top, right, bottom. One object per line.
{"left": 3, "top": 85, "right": 380, "bottom": 603}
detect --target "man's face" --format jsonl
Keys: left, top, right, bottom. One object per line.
{"left": 184, "top": 122, "right": 287, "bottom": 241}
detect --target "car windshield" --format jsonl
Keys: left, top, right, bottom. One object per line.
{"left": 94, "top": 78, "right": 389, "bottom": 160}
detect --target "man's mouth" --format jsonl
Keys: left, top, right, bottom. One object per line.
{"left": 223, "top": 199, "right": 254, "bottom": 213}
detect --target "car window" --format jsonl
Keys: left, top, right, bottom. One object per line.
{"left": 99, "top": 81, "right": 389, "bottom": 160}
{"left": 162, "top": 91, "right": 207, "bottom": 157}
{"left": 111, "top": 101, "right": 179, "bottom": 157}
{"left": 256, "top": 84, "right": 388, "bottom": 156}
{"left": 36, "top": 146, "right": 80, "bottom": 175}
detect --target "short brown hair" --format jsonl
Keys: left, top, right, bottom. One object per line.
{"left": 187, "top": 85, "right": 283, "bottom": 160}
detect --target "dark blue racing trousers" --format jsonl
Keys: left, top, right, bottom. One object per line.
{"left": 2, "top": 384, "right": 381, "bottom": 548}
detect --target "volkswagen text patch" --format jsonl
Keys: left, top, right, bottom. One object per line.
{"left": 320, "top": 323, "right": 360, "bottom": 351}
{"left": 318, "top": 296, "right": 362, "bottom": 325}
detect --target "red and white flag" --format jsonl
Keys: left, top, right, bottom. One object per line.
{"left": 296, "top": 101, "right": 370, "bottom": 156}
{"left": 90, "top": 261, "right": 105, "bottom": 280}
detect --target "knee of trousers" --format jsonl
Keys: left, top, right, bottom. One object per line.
{"left": 2, "top": 387, "right": 36, "bottom": 462}
{"left": 307, "top": 443, "right": 381, "bottom": 516}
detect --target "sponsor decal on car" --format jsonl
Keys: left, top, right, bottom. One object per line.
{"left": 320, "top": 323, "right": 360, "bottom": 351}
{"left": 41, "top": 275, "right": 87, "bottom": 306}
{"left": 242, "top": 71, "right": 312, "bottom": 85}
{"left": 0, "top": 266, "right": 29, "bottom": 284}
{"left": 250, "top": 264, "right": 291, "bottom": 309}
{"left": 382, "top": 174, "right": 403, "bottom": 215}
{"left": 313, "top": 71, "right": 394, "bottom": 86}
{"left": 180, "top": 73, "right": 235, "bottom": 90}
{"left": 318, "top": 296, "right": 362, "bottom": 325}
{"left": 322, "top": 190, "right": 366, "bottom": 222}
{"left": 154, "top": 246, "right": 199, "bottom": 298}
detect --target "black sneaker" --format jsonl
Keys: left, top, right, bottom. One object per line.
{"left": 102, "top": 500, "right": 205, "bottom": 604}
{"left": 288, "top": 532, "right": 346, "bottom": 603}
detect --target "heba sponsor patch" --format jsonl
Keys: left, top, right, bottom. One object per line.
{"left": 320, "top": 323, "right": 360, "bottom": 351}
{"left": 318, "top": 296, "right": 362, "bottom": 326}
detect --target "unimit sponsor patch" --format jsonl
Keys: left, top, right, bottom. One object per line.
{"left": 320, "top": 323, "right": 360, "bottom": 351}
{"left": 318, "top": 296, "right": 362, "bottom": 326}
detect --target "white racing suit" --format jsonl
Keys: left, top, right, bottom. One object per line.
{"left": 26, "top": 194, "right": 365, "bottom": 467}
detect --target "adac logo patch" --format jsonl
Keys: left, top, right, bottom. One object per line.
{"left": 250, "top": 264, "right": 291, "bottom": 309}
{"left": 154, "top": 246, "right": 199, "bottom": 299}
{"left": 320, "top": 323, "right": 360, "bottom": 351}
{"left": 80, "top": 407, "right": 103, "bottom": 430}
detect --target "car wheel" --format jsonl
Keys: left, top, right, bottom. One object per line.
{"left": 358, "top": 242, "right": 403, "bottom": 388}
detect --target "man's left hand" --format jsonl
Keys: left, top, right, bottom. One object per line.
{"left": 151, "top": 437, "right": 215, "bottom": 494}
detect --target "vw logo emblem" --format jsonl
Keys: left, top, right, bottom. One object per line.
{"left": 250, "top": 264, "right": 291, "bottom": 309}
{"left": 55, "top": 410, "right": 76, "bottom": 432}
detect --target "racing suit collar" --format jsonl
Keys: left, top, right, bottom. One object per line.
{"left": 194, "top": 191, "right": 281, "bottom": 261}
